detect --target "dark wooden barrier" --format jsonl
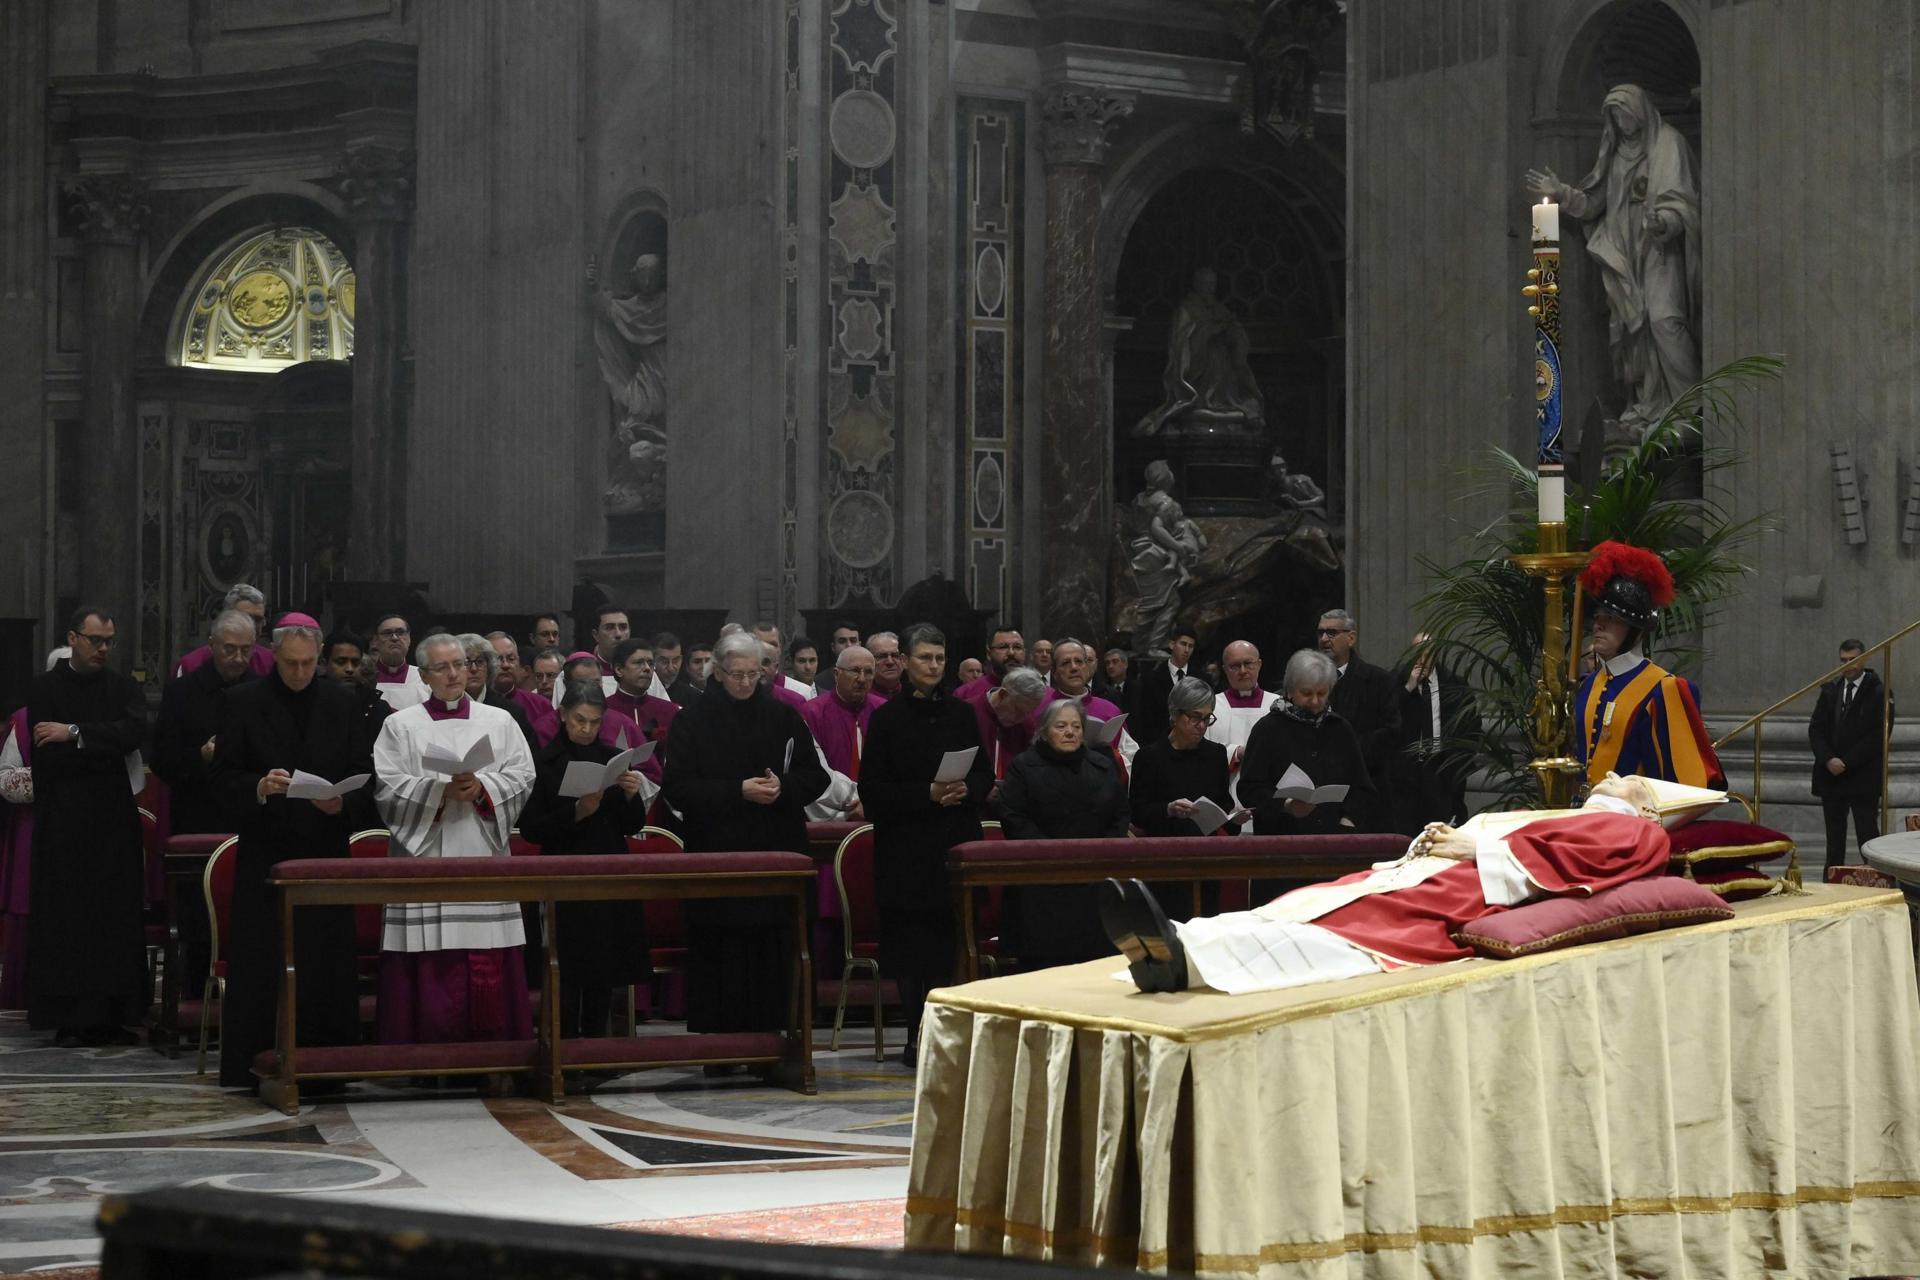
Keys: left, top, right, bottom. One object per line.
{"left": 97, "top": 1186, "right": 1103, "bottom": 1280}
{"left": 262, "top": 852, "right": 816, "bottom": 1112}
{"left": 947, "top": 832, "right": 1409, "bottom": 980}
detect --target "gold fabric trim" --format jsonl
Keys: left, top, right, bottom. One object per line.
{"left": 926, "top": 889, "right": 1905, "bottom": 1045}
{"left": 909, "top": 1181, "right": 1920, "bottom": 1273}
{"left": 1669, "top": 838, "right": 1794, "bottom": 866}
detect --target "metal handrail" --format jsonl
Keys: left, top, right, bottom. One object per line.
{"left": 1711, "top": 617, "right": 1918, "bottom": 827}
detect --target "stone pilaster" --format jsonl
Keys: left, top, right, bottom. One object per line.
{"left": 63, "top": 172, "right": 148, "bottom": 625}
{"left": 337, "top": 145, "right": 413, "bottom": 584}
{"left": 1038, "top": 85, "right": 1132, "bottom": 642}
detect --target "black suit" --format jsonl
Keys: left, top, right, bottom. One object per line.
{"left": 1808, "top": 669, "right": 1894, "bottom": 871}
{"left": 1329, "top": 655, "right": 1401, "bottom": 823}
{"left": 1130, "top": 662, "right": 1188, "bottom": 749}
{"left": 153, "top": 660, "right": 257, "bottom": 834}
{"left": 210, "top": 672, "right": 373, "bottom": 1088}
{"left": 1387, "top": 663, "right": 1482, "bottom": 833}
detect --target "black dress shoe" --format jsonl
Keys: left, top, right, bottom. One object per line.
{"left": 1100, "top": 878, "right": 1159, "bottom": 992}
{"left": 1123, "top": 879, "right": 1190, "bottom": 993}
{"left": 898, "top": 1040, "right": 918, "bottom": 1069}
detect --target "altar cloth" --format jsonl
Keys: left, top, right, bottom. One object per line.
{"left": 905, "top": 885, "right": 1920, "bottom": 1278}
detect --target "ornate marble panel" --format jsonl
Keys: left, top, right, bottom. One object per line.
{"left": 956, "top": 99, "right": 1024, "bottom": 619}
{"left": 823, "top": 0, "right": 900, "bottom": 607}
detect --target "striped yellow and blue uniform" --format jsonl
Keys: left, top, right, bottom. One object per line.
{"left": 1573, "top": 656, "right": 1724, "bottom": 789}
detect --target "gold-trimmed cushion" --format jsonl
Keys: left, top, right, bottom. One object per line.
{"left": 1453, "top": 877, "right": 1734, "bottom": 960}
{"left": 1665, "top": 819, "right": 1794, "bottom": 868}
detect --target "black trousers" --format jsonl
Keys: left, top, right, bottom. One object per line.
{"left": 1821, "top": 793, "right": 1881, "bottom": 873}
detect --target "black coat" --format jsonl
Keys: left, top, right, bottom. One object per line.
{"left": 1130, "top": 737, "right": 1239, "bottom": 837}
{"left": 1239, "top": 705, "right": 1375, "bottom": 835}
{"left": 858, "top": 686, "right": 992, "bottom": 986}
{"left": 1387, "top": 664, "right": 1483, "bottom": 832}
{"left": 518, "top": 734, "right": 651, "bottom": 985}
{"left": 153, "top": 660, "right": 257, "bottom": 834}
{"left": 660, "top": 681, "right": 827, "bottom": 1032}
{"left": 1809, "top": 670, "right": 1894, "bottom": 798}
{"left": 1129, "top": 662, "right": 1182, "bottom": 748}
{"left": 1329, "top": 655, "right": 1402, "bottom": 789}
{"left": 209, "top": 671, "right": 370, "bottom": 1087}
{"left": 25, "top": 662, "right": 148, "bottom": 1032}
{"left": 995, "top": 742, "right": 1129, "bottom": 965}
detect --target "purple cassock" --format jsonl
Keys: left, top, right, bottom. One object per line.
{"left": 174, "top": 644, "right": 275, "bottom": 681}
{"left": 607, "top": 689, "right": 676, "bottom": 784}
{"left": 802, "top": 691, "right": 886, "bottom": 779}
{"left": 510, "top": 687, "right": 558, "bottom": 746}
{"left": 767, "top": 680, "right": 810, "bottom": 711}
{"left": 954, "top": 672, "right": 1000, "bottom": 702}
{"left": 0, "top": 709, "right": 32, "bottom": 1009}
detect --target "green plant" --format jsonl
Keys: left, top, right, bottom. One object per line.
{"left": 1413, "top": 355, "right": 1783, "bottom": 808}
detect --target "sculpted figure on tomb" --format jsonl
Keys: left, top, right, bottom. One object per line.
{"left": 591, "top": 252, "right": 668, "bottom": 514}
{"left": 1527, "top": 84, "right": 1701, "bottom": 440}
{"left": 1127, "top": 461, "right": 1208, "bottom": 656}
{"left": 1134, "top": 268, "right": 1266, "bottom": 437}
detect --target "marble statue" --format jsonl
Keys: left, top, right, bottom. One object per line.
{"left": 591, "top": 251, "right": 668, "bottom": 514}
{"left": 1133, "top": 268, "right": 1266, "bottom": 437}
{"left": 1527, "top": 84, "right": 1701, "bottom": 441}
{"left": 1127, "top": 460, "right": 1208, "bottom": 656}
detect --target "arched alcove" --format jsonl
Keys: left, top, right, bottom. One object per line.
{"left": 594, "top": 190, "right": 671, "bottom": 554}
{"left": 166, "top": 225, "right": 356, "bottom": 372}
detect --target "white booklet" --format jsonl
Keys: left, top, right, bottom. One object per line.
{"left": 1085, "top": 712, "right": 1130, "bottom": 747}
{"left": 557, "top": 741, "right": 657, "bottom": 799}
{"left": 1186, "top": 795, "right": 1232, "bottom": 835}
{"left": 934, "top": 745, "right": 979, "bottom": 783}
{"left": 419, "top": 734, "right": 495, "bottom": 778}
{"left": 286, "top": 770, "right": 372, "bottom": 801}
{"left": 1272, "top": 763, "right": 1348, "bottom": 805}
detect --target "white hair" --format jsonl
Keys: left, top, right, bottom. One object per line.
{"left": 222, "top": 583, "right": 266, "bottom": 610}
{"left": 1000, "top": 666, "right": 1049, "bottom": 701}
{"left": 1283, "top": 648, "right": 1337, "bottom": 695}
{"left": 210, "top": 608, "right": 257, "bottom": 640}
{"left": 713, "top": 630, "right": 762, "bottom": 669}
{"left": 415, "top": 632, "right": 462, "bottom": 667}
{"left": 1036, "top": 698, "right": 1086, "bottom": 735}
{"left": 457, "top": 632, "right": 497, "bottom": 681}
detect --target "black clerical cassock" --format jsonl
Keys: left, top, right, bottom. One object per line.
{"left": 211, "top": 668, "right": 371, "bottom": 1088}
{"left": 25, "top": 659, "right": 148, "bottom": 1037}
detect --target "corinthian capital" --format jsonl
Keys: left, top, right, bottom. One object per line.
{"left": 62, "top": 174, "right": 150, "bottom": 245}
{"left": 337, "top": 146, "right": 416, "bottom": 223}
{"left": 1039, "top": 85, "right": 1136, "bottom": 168}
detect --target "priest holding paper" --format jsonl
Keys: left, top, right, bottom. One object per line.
{"left": 858, "top": 624, "right": 993, "bottom": 1064}
{"left": 372, "top": 633, "right": 538, "bottom": 1044}
{"left": 1238, "top": 649, "right": 1374, "bottom": 835}
{"left": 212, "top": 614, "right": 373, "bottom": 1089}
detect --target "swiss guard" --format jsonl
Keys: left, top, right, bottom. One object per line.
{"left": 1574, "top": 540, "right": 1725, "bottom": 790}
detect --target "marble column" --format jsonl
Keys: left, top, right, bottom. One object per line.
{"left": 337, "top": 145, "right": 413, "bottom": 584}
{"left": 65, "top": 173, "right": 147, "bottom": 622}
{"left": 1037, "top": 85, "right": 1132, "bottom": 643}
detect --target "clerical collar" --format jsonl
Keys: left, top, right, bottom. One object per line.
{"left": 374, "top": 661, "right": 411, "bottom": 683}
{"left": 1223, "top": 688, "right": 1267, "bottom": 708}
{"left": 424, "top": 695, "right": 471, "bottom": 721}
{"left": 1603, "top": 648, "right": 1645, "bottom": 678}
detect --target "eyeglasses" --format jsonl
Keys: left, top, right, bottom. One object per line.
{"left": 75, "top": 633, "right": 115, "bottom": 647}
{"left": 875, "top": 652, "right": 904, "bottom": 663}
{"left": 1224, "top": 660, "right": 1259, "bottom": 671}
{"left": 1175, "top": 711, "right": 1217, "bottom": 727}
{"left": 718, "top": 667, "right": 760, "bottom": 684}
{"left": 376, "top": 627, "right": 409, "bottom": 639}
{"left": 1315, "top": 627, "right": 1352, "bottom": 637}
{"left": 464, "top": 657, "right": 488, "bottom": 669}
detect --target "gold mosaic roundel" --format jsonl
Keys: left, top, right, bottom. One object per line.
{"left": 228, "top": 270, "right": 293, "bottom": 329}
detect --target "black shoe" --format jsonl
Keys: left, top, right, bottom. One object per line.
{"left": 1099, "top": 878, "right": 1158, "bottom": 992}
{"left": 1122, "top": 879, "right": 1190, "bottom": 993}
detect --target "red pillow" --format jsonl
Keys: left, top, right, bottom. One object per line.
{"left": 1665, "top": 819, "right": 1794, "bottom": 868}
{"left": 1453, "top": 877, "right": 1734, "bottom": 959}
{"left": 1688, "top": 865, "right": 1782, "bottom": 902}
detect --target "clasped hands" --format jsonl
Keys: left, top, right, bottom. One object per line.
{"left": 742, "top": 770, "right": 782, "bottom": 806}
{"left": 930, "top": 780, "right": 967, "bottom": 807}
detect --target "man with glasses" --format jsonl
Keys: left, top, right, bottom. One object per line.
{"left": 1318, "top": 608, "right": 1400, "bottom": 809}
{"left": 369, "top": 614, "right": 429, "bottom": 709}
{"left": 802, "top": 644, "right": 884, "bottom": 821}
{"left": 372, "top": 632, "right": 538, "bottom": 1044}
{"left": 866, "top": 630, "right": 905, "bottom": 698}
{"left": 956, "top": 623, "right": 1026, "bottom": 701}
{"left": 155, "top": 609, "right": 263, "bottom": 834}
{"left": 1205, "top": 640, "right": 1281, "bottom": 817}
{"left": 25, "top": 606, "right": 149, "bottom": 1046}
{"left": 173, "top": 583, "right": 274, "bottom": 681}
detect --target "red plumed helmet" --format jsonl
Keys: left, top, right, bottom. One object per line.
{"left": 1580, "top": 540, "right": 1674, "bottom": 631}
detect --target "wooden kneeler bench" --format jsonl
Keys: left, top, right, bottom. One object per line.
{"left": 947, "top": 832, "right": 1409, "bottom": 981}
{"left": 258, "top": 852, "right": 817, "bottom": 1113}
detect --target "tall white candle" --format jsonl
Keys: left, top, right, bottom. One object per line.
{"left": 1531, "top": 199, "right": 1559, "bottom": 243}
{"left": 1538, "top": 473, "right": 1565, "bottom": 525}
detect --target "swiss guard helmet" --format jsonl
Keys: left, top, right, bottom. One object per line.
{"left": 1580, "top": 541, "right": 1675, "bottom": 648}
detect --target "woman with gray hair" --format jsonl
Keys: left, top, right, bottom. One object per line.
{"left": 1238, "top": 648, "right": 1374, "bottom": 836}
{"left": 1129, "top": 676, "right": 1246, "bottom": 837}
{"left": 995, "top": 697, "right": 1130, "bottom": 966}
{"left": 456, "top": 633, "right": 536, "bottom": 750}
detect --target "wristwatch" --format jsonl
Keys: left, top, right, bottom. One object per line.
{"left": 65, "top": 723, "right": 78, "bottom": 741}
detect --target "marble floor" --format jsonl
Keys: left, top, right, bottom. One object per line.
{"left": 0, "top": 1010, "right": 917, "bottom": 1275}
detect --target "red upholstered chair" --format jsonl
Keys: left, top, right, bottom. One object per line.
{"left": 508, "top": 830, "right": 540, "bottom": 858}
{"left": 347, "top": 830, "right": 391, "bottom": 977}
{"left": 627, "top": 826, "right": 689, "bottom": 979}
{"left": 828, "top": 823, "right": 895, "bottom": 1060}
{"left": 195, "top": 836, "right": 240, "bottom": 1075}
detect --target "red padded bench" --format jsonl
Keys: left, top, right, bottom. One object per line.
{"left": 947, "top": 833, "right": 1408, "bottom": 980}
{"left": 259, "top": 852, "right": 817, "bottom": 1113}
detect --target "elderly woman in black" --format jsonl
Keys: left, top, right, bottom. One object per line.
{"left": 995, "top": 698, "right": 1129, "bottom": 968}
{"left": 1238, "top": 649, "right": 1374, "bottom": 835}
{"left": 1130, "top": 676, "right": 1246, "bottom": 837}
{"left": 516, "top": 681, "right": 652, "bottom": 1038}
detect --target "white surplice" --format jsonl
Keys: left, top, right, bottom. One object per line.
{"left": 374, "top": 698, "right": 536, "bottom": 951}
{"left": 375, "top": 664, "right": 430, "bottom": 710}
{"left": 1204, "top": 688, "right": 1280, "bottom": 816}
